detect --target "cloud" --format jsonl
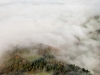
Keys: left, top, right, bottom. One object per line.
{"left": 0, "top": 0, "right": 100, "bottom": 75}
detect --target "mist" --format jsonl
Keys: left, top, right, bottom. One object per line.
{"left": 0, "top": 0, "right": 100, "bottom": 75}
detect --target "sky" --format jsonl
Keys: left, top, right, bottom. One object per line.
{"left": 0, "top": 0, "right": 100, "bottom": 75}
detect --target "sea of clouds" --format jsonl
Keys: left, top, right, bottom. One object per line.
{"left": 0, "top": 0, "right": 100, "bottom": 75}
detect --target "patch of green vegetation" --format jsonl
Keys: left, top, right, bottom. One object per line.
{"left": 23, "top": 71, "right": 51, "bottom": 75}
{"left": 23, "top": 54, "right": 42, "bottom": 62}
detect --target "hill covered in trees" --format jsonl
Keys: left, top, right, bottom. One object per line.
{"left": 0, "top": 46, "right": 93, "bottom": 75}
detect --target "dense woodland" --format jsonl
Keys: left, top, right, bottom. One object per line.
{"left": 0, "top": 46, "right": 93, "bottom": 75}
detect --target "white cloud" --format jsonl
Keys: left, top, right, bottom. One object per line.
{"left": 0, "top": 0, "right": 100, "bottom": 75}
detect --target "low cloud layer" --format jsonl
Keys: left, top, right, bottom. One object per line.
{"left": 0, "top": 0, "right": 100, "bottom": 75}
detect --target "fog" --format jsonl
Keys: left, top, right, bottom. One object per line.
{"left": 0, "top": 0, "right": 100, "bottom": 75}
